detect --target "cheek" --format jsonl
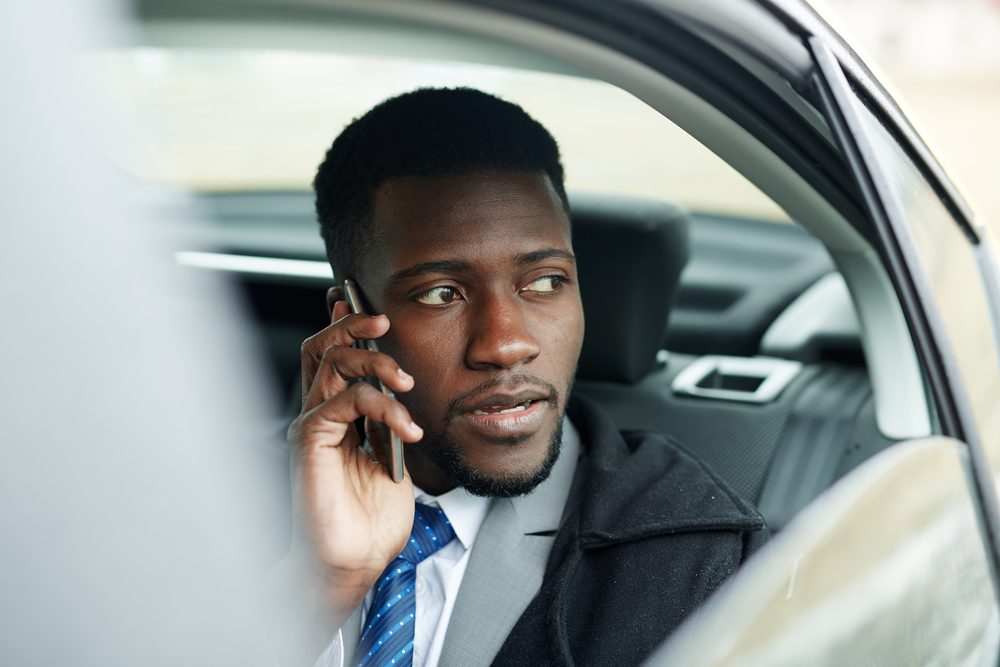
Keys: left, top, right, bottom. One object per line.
{"left": 381, "top": 319, "right": 465, "bottom": 417}
{"left": 387, "top": 319, "right": 458, "bottom": 372}
{"left": 538, "top": 301, "right": 584, "bottom": 375}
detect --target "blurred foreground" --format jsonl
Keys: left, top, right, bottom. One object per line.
{"left": 0, "top": 2, "right": 292, "bottom": 664}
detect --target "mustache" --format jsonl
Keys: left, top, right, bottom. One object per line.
{"left": 443, "top": 373, "right": 561, "bottom": 424}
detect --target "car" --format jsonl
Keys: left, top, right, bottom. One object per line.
{"left": 91, "top": 0, "right": 1000, "bottom": 664}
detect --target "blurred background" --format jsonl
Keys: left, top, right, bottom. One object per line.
{"left": 97, "top": 0, "right": 1000, "bottom": 233}
{"left": 823, "top": 0, "right": 1000, "bottom": 231}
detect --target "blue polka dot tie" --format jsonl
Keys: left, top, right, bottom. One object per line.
{"left": 354, "top": 503, "right": 456, "bottom": 667}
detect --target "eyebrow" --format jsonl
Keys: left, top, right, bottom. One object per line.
{"left": 386, "top": 260, "right": 472, "bottom": 286}
{"left": 516, "top": 248, "right": 577, "bottom": 267}
{"left": 386, "top": 248, "right": 576, "bottom": 287}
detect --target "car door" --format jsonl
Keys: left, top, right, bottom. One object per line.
{"left": 639, "top": 3, "right": 1000, "bottom": 665}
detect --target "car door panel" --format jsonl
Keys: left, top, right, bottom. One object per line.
{"left": 651, "top": 437, "right": 998, "bottom": 667}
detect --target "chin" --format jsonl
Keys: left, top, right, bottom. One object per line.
{"left": 424, "top": 419, "right": 564, "bottom": 498}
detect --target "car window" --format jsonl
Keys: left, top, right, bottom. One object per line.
{"left": 849, "top": 91, "right": 1000, "bottom": 469}
{"left": 94, "top": 48, "right": 792, "bottom": 224}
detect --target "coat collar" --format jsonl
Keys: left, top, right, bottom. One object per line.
{"left": 566, "top": 394, "right": 764, "bottom": 548}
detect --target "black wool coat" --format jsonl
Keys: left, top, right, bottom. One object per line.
{"left": 491, "top": 395, "right": 766, "bottom": 667}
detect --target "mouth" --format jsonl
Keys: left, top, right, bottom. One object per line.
{"left": 462, "top": 387, "right": 551, "bottom": 414}
{"left": 470, "top": 398, "right": 546, "bottom": 416}
{"left": 454, "top": 387, "right": 554, "bottom": 439}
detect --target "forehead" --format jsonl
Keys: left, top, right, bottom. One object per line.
{"left": 367, "top": 171, "right": 571, "bottom": 277}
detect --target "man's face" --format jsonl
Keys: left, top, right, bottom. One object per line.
{"left": 356, "top": 171, "right": 584, "bottom": 496}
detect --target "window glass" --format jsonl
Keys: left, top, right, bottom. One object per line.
{"left": 852, "top": 95, "right": 1000, "bottom": 467}
{"left": 93, "top": 49, "right": 791, "bottom": 224}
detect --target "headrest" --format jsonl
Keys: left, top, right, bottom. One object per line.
{"left": 571, "top": 194, "right": 690, "bottom": 384}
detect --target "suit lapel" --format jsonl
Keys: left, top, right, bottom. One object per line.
{"left": 437, "top": 419, "right": 581, "bottom": 667}
{"left": 436, "top": 498, "right": 554, "bottom": 667}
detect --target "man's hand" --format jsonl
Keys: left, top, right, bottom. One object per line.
{"left": 287, "top": 299, "right": 423, "bottom": 626}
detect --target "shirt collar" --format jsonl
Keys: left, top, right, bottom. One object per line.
{"left": 413, "top": 414, "right": 581, "bottom": 543}
{"left": 414, "top": 483, "right": 490, "bottom": 551}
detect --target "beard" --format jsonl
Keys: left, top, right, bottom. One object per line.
{"left": 400, "top": 372, "right": 574, "bottom": 498}
{"left": 417, "top": 418, "right": 564, "bottom": 497}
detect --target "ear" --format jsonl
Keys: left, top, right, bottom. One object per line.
{"left": 326, "top": 285, "right": 345, "bottom": 318}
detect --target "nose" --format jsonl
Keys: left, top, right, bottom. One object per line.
{"left": 465, "top": 292, "right": 542, "bottom": 370}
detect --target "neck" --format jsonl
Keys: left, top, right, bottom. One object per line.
{"left": 405, "top": 446, "right": 456, "bottom": 496}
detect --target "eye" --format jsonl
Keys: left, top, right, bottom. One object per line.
{"left": 523, "top": 275, "right": 567, "bottom": 294}
{"left": 414, "top": 285, "right": 461, "bottom": 305}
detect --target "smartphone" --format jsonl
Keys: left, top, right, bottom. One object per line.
{"left": 342, "top": 278, "right": 405, "bottom": 483}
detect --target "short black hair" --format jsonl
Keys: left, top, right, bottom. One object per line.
{"left": 313, "top": 87, "right": 569, "bottom": 280}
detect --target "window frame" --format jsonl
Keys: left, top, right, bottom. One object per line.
{"left": 809, "top": 35, "right": 1000, "bottom": 602}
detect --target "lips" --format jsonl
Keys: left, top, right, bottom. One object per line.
{"left": 453, "top": 385, "right": 555, "bottom": 440}
{"left": 460, "top": 388, "right": 552, "bottom": 415}
{"left": 472, "top": 400, "right": 537, "bottom": 415}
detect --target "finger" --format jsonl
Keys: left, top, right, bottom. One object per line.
{"left": 301, "top": 309, "right": 389, "bottom": 363}
{"left": 302, "top": 344, "right": 413, "bottom": 414}
{"left": 324, "top": 346, "right": 414, "bottom": 394}
{"left": 299, "top": 383, "right": 424, "bottom": 446}
{"left": 300, "top": 308, "right": 390, "bottom": 399}
{"left": 302, "top": 315, "right": 389, "bottom": 370}
{"left": 299, "top": 299, "right": 350, "bottom": 402}
{"left": 331, "top": 307, "right": 391, "bottom": 346}
{"left": 326, "top": 286, "right": 345, "bottom": 319}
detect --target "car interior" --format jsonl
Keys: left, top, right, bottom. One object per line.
{"left": 181, "top": 186, "right": 888, "bottom": 536}
{"left": 115, "top": 1, "right": 939, "bottom": 542}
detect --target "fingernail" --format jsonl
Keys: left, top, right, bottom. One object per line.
{"left": 409, "top": 421, "right": 423, "bottom": 437}
{"left": 397, "top": 368, "right": 413, "bottom": 381}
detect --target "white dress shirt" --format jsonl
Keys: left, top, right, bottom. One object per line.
{"left": 314, "top": 418, "right": 580, "bottom": 667}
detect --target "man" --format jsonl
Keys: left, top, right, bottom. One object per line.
{"left": 279, "top": 88, "right": 764, "bottom": 667}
